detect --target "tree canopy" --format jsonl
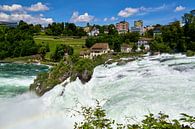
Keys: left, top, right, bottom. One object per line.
{"left": 0, "top": 21, "right": 41, "bottom": 59}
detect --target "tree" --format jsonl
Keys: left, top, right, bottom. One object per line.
{"left": 161, "top": 21, "right": 185, "bottom": 52}
{"left": 140, "top": 44, "right": 145, "bottom": 51}
{"left": 132, "top": 44, "right": 138, "bottom": 52}
{"left": 34, "top": 24, "right": 42, "bottom": 34}
{"left": 108, "top": 24, "right": 118, "bottom": 35}
{"left": 51, "top": 44, "right": 73, "bottom": 61}
{"left": 74, "top": 101, "right": 114, "bottom": 129}
{"left": 124, "top": 32, "right": 140, "bottom": 42}
{"left": 182, "top": 11, "right": 195, "bottom": 42}
{"left": 113, "top": 41, "right": 121, "bottom": 52}
{"left": 38, "top": 46, "right": 47, "bottom": 59}
{"left": 0, "top": 21, "right": 39, "bottom": 59}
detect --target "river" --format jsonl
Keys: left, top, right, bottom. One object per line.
{"left": 0, "top": 54, "right": 195, "bottom": 129}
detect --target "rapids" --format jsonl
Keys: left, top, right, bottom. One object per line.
{"left": 0, "top": 54, "right": 195, "bottom": 129}
{"left": 0, "top": 63, "right": 48, "bottom": 99}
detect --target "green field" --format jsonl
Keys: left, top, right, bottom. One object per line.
{"left": 34, "top": 35, "right": 86, "bottom": 59}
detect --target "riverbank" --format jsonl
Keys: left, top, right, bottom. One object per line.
{"left": 0, "top": 55, "right": 58, "bottom": 66}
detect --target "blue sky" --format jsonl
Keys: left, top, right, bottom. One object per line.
{"left": 0, "top": 0, "right": 194, "bottom": 26}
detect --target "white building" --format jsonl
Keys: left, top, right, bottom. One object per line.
{"left": 121, "top": 44, "right": 132, "bottom": 53}
{"left": 80, "top": 50, "right": 90, "bottom": 58}
{"left": 88, "top": 27, "right": 100, "bottom": 36}
{"left": 90, "top": 43, "right": 110, "bottom": 57}
{"left": 137, "top": 38, "right": 153, "bottom": 51}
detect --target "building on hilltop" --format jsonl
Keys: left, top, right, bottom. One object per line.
{"left": 116, "top": 21, "right": 129, "bottom": 34}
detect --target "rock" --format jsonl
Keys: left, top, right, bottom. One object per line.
{"left": 116, "top": 60, "right": 127, "bottom": 66}
{"left": 78, "top": 70, "right": 92, "bottom": 84}
{"left": 105, "top": 59, "right": 114, "bottom": 65}
{"left": 59, "top": 72, "right": 71, "bottom": 82}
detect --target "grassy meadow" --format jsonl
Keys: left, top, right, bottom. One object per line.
{"left": 34, "top": 35, "right": 86, "bottom": 59}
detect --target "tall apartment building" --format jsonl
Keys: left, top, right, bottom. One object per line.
{"left": 134, "top": 20, "right": 143, "bottom": 28}
{"left": 131, "top": 20, "right": 144, "bottom": 35}
{"left": 116, "top": 21, "right": 129, "bottom": 34}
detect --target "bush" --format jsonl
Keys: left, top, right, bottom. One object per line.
{"left": 186, "top": 50, "right": 195, "bottom": 57}
{"left": 75, "top": 103, "right": 195, "bottom": 129}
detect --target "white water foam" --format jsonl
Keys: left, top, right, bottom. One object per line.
{"left": 0, "top": 76, "right": 36, "bottom": 87}
{"left": 0, "top": 54, "right": 195, "bottom": 129}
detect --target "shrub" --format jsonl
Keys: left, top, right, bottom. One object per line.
{"left": 186, "top": 50, "right": 195, "bottom": 57}
{"left": 75, "top": 103, "right": 195, "bottom": 129}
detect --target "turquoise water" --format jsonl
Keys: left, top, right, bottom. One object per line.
{"left": 0, "top": 63, "right": 49, "bottom": 98}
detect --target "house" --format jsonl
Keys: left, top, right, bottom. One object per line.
{"left": 116, "top": 21, "right": 129, "bottom": 34}
{"left": 80, "top": 50, "right": 90, "bottom": 58}
{"left": 137, "top": 38, "right": 153, "bottom": 51}
{"left": 90, "top": 43, "right": 110, "bottom": 57}
{"left": 88, "top": 27, "right": 99, "bottom": 36}
{"left": 83, "top": 26, "right": 91, "bottom": 33}
{"left": 121, "top": 44, "right": 132, "bottom": 53}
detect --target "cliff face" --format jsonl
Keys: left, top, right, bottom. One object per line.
{"left": 30, "top": 70, "right": 92, "bottom": 96}
{"left": 30, "top": 58, "right": 95, "bottom": 96}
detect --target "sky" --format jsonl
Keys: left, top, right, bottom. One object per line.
{"left": 0, "top": 0, "right": 194, "bottom": 26}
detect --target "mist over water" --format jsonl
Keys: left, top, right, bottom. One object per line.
{"left": 0, "top": 54, "right": 195, "bottom": 129}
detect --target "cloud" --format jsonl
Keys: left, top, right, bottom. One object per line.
{"left": 103, "top": 18, "right": 108, "bottom": 22}
{"left": 118, "top": 4, "right": 168, "bottom": 17}
{"left": 26, "top": 2, "right": 49, "bottom": 12}
{"left": 118, "top": 7, "right": 139, "bottom": 17}
{"left": 0, "top": 2, "right": 51, "bottom": 25}
{"left": 175, "top": 5, "right": 185, "bottom": 12}
{"left": 0, "top": 4, "right": 23, "bottom": 12}
{"left": 104, "top": 16, "right": 118, "bottom": 22}
{"left": 70, "top": 11, "right": 94, "bottom": 23}
{"left": 0, "top": 2, "right": 49, "bottom": 12}
{"left": 110, "top": 16, "right": 118, "bottom": 21}
{"left": 0, "top": 12, "right": 53, "bottom": 25}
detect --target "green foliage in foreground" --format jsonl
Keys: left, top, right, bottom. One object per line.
{"left": 75, "top": 103, "right": 195, "bottom": 129}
